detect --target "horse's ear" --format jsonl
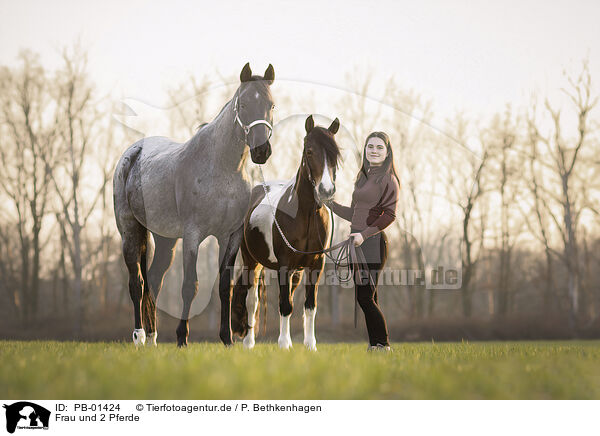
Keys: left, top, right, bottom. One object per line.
{"left": 240, "top": 63, "right": 252, "bottom": 82}
{"left": 305, "top": 115, "right": 314, "bottom": 133}
{"left": 263, "top": 64, "right": 274, "bottom": 85}
{"left": 328, "top": 118, "right": 340, "bottom": 134}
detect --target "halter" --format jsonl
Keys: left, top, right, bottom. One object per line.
{"left": 302, "top": 154, "right": 317, "bottom": 187}
{"left": 303, "top": 155, "right": 327, "bottom": 207}
{"left": 233, "top": 95, "right": 273, "bottom": 146}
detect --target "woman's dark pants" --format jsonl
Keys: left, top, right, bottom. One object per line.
{"left": 353, "top": 230, "right": 390, "bottom": 346}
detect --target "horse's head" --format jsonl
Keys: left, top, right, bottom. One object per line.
{"left": 302, "top": 115, "right": 341, "bottom": 204}
{"left": 235, "top": 63, "right": 275, "bottom": 164}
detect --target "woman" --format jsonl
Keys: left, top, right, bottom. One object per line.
{"left": 328, "top": 131, "right": 400, "bottom": 351}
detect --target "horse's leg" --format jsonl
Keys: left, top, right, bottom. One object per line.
{"left": 290, "top": 269, "right": 304, "bottom": 295}
{"left": 143, "top": 234, "right": 178, "bottom": 346}
{"left": 217, "top": 225, "right": 244, "bottom": 346}
{"left": 304, "top": 259, "right": 324, "bottom": 351}
{"left": 277, "top": 268, "right": 295, "bottom": 349}
{"left": 243, "top": 265, "right": 263, "bottom": 349}
{"left": 176, "top": 231, "right": 203, "bottom": 347}
{"left": 231, "top": 240, "right": 260, "bottom": 347}
{"left": 121, "top": 221, "right": 148, "bottom": 347}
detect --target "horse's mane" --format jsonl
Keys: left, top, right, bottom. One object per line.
{"left": 192, "top": 77, "right": 272, "bottom": 133}
{"left": 309, "top": 127, "right": 342, "bottom": 168}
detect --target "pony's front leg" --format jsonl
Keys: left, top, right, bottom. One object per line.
{"left": 218, "top": 225, "right": 244, "bottom": 346}
{"left": 277, "top": 268, "right": 293, "bottom": 349}
{"left": 176, "top": 232, "right": 202, "bottom": 347}
{"left": 303, "top": 261, "right": 323, "bottom": 351}
{"left": 243, "top": 267, "right": 262, "bottom": 349}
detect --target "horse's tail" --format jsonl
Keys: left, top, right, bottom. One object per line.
{"left": 113, "top": 142, "right": 143, "bottom": 221}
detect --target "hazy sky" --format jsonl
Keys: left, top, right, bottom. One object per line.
{"left": 1, "top": 0, "right": 599, "bottom": 121}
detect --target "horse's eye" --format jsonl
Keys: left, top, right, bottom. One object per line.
{"left": 240, "top": 104, "right": 246, "bottom": 110}
{"left": 271, "top": 104, "right": 275, "bottom": 110}
{"left": 306, "top": 149, "right": 313, "bottom": 156}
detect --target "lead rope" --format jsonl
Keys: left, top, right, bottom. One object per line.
{"left": 257, "top": 164, "right": 348, "bottom": 259}
{"left": 256, "top": 164, "right": 375, "bottom": 327}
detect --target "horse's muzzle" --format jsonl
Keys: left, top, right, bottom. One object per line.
{"left": 250, "top": 140, "right": 272, "bottom": 164}
{"left": 318, "top": 184, "right": 336, "bottom": 201}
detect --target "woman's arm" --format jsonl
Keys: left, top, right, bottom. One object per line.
{"left": 328, "top": 200, "right": 354, "bottom": 222}
{"left": 360, "top": 176, "right": 399, "bottom": 239}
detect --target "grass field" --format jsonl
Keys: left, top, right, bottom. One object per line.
{"left": 1, "top": 340, "right": 599, "bottom": 399}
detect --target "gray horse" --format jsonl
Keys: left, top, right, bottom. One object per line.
{"left": 113, "top": 63, "right": 275, "bottom": 347}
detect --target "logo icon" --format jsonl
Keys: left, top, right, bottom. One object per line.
{"left": 3, "top": 402, "right": 50, "bottom": 434}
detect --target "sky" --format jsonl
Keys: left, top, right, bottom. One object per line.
{"left": 1, "top": 0, "right": 599, "bottom": 123}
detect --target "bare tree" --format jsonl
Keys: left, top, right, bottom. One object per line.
{"left": 167, "top": 73, "right": 213, "bottom": 139}
{"left": 0, "top": 221, "right": 21, "bottom": 316}
{"left": 445, "top": 115, "right": 489, "bottom": 318}
{"left": 522, "top": 116, "right": 560, "bottom": 314}
{"left": 387, "top": 87, "right": 434, "bottom": 319}
{"left": 527, "top": 61, "right": 598, "bottom": 328}
{"left": 339, "top": 70, "right": 384, "bottom": 162}
{"left": 484, "top": 107, "right": 525, "bottom": 316}
{"left": 50, "top": 46, "right": 107, "bottom": 336}
{"left": 0, "top": 50, "right": 61, "bottom": 320}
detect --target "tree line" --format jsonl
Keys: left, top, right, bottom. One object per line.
{"left": 0, "top": 47, "right": 598, "bottom": 339}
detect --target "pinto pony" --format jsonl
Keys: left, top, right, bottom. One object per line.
{"left": 232, "top": 115, "right": 341, "bottom": 350}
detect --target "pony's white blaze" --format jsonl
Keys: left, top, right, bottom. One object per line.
{"left": 147, "top": 332, "right": 157, "bottom": 347}
{"left": 278, "top": 314, "right": 292, "bottom": 349}
{"left": 132, "top": 328, "right": 146, "bottom": 347}
{"left": 320, "top": 157, "right": 334, "bottom": 194}
{"left": 255, "top": 92, "right": 260, "bottom": 99}
{"left": 243, "top": 274, "right": 260, "bottom": 349}
{"left": 303, "top": 308, "right": 317, "bottom": 351}
{"left": 249, "top": 179, "right": 293, "bottom": 263}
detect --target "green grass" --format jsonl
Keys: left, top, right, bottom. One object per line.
{"left": 1, "top": 340, "right": 599, "bottom": 399}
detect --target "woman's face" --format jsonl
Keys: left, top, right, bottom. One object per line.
{"left": 365, "top": 137, "right": 387, "bottom": 166}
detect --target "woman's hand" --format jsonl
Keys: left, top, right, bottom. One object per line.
{"left": 350, "top": 232, "right": 364, "bottom": 247}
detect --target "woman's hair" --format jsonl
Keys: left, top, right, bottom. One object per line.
{"left": 355, "top": 131, "right": 400, "bottom": 188}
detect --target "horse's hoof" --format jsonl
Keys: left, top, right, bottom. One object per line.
{"left": 146, "top": 332, "right": 157, "bottom": 347}
{"left": 220, "top": 332, "right": 233, "bottom": 346}
{"left": 304, "top": 340, "right": 317, "bottom": 351}
{"left": 175, "top": 322, "right": 188, "bottom": 348}
{"left": 278, "top": 336, "right": 292, "bottom": 350}
{"left": 243, "top": 332, "right": 255, "bottom": 349}
{"left": 132, "top": 329, "right": 146, "bottom": 347}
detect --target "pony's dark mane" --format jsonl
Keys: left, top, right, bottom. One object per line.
{"left": 309, "top": 127, "right": 342, "bottom": 168}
